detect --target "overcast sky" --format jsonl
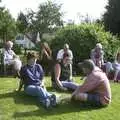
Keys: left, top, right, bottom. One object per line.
{"left": 0, "top": 0, "right": 108, "bottom": 23}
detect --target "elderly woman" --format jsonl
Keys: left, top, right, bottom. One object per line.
{"left": 90, "top": 43, "right": 104, "bottom": 68}
{"left": 3, "top": 41, "right": 22, "bottom": 75}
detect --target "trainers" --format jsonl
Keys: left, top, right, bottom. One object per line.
{"left": 50, "top": 94, "right": 57, "bottom": 107}
{"left": 44, "top": 98, "right": 51, "bottom": 109}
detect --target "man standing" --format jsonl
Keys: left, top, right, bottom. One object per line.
{"left": 57, "top": 43, "right": 73, "bottom": 62}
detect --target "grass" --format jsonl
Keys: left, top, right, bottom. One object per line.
{"left": 0, "top": 76, "right": 120, "bottom": 120}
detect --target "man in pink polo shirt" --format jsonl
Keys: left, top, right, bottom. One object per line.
{"left": 71, "top": 59, "right": 111, "bottom": 106}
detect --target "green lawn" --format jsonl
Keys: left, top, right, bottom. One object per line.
{"left": 0, "top": 76, "right": 120, "bottom": 120}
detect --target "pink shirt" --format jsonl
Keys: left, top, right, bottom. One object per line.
{"left": 79, "top": 67, "right": 111, "bottom": 105}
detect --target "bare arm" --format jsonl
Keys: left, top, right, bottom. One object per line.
{"left": 69, "top": 63, "right": 73, "bottom": 80}
{"left": 54, "top": 63, "right": 67, "bottom": 90}
{"left": 72, "top": 76, "right": 101, "bottom": 96}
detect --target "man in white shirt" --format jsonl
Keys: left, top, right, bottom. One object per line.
{"left": 57, "top": 44, "right": 73, "bottom": 62}
{"left": 56, "top": 44, "right": 73, "bottom": 80}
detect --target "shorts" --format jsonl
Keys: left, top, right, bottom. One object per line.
{"left": 87, "top": 93, "right": 102, "bottom": 106}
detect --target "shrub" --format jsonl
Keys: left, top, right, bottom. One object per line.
{"left": 13, "top": 43, "right": 22, "bottom": 54}
{"left": 51, "top": 23, "right": 120, "bottom": 74}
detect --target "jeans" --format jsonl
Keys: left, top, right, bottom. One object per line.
{"left": 24, "top": 85, "right": 51, "bottom": 102}
{"left": 87, "top": 93, "right": 101, "bottom": 106}
{"left": 61, "top": 81, "right": 78, "bottom": 90}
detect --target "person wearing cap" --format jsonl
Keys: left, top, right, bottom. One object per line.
{"left": 51, "top": 52, "right": 78, "bottom": 91}
{"left": 71, "top": 59, "right": 111, "bottom": 107}
{"left": 56, "top": 43, "right": 73, "bottom": 79}
{"left": 16, "top": 52, "right": 57, "bottom": 109}
{"left": 3, "top": 41, "right": 22, "bottom": 75}
{"left": 90, "top": 43, "right": 104, "bottom": 68}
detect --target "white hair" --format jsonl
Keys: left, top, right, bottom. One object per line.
{"left": 96, "top": 43, "right": 102, "bottom": 49}
{"left": 6, "top": 41, "right": 13, "bottom": 48}
{"left": 64, "top": 43, "right": 69, "bottom": 49}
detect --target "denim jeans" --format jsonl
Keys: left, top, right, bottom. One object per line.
{"left": 61, "top": 81, "right": 78, "bottom": 90}
{"left": 24, "top": 85, "right": 51, "bottom": 102}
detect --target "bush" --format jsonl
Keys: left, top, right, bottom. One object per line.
{"left": 51, "top": 23, "right": 120, "bottom": 74}
{"left": 13, "top": 44, "right": 22, "bottom": 54}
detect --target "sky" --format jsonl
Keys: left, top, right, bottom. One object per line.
{"left": 0, "top": 0, "right": 108, "bottom": 23}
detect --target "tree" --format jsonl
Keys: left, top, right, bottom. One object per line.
{"left": 103, "top": 0, "right": 120, "bottom": 35}
{"left": 27, "top": 0, "right": 64, "bottom": 38}
{"left": 0, "top": 7, "right": 16, "bottom": 43}
{"left": 16, "top": 12, "right": 28, "bottom": 33}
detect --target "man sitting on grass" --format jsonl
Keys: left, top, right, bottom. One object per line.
{"left": 71, "top": 59, "right": 111, "bottom": 107}
{"left": 16, "top": 52, "right": 57, "bottom": 109}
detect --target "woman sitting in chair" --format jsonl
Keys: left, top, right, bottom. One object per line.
{"left": 3, "top": 41, "right": 22, "bottom": 75}
{"left": 90, "top": 43, "right": 104, "bottom": 68}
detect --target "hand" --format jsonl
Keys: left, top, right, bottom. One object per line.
{"left": 41, "top": 82, "right": 45, "bottom": 87}
{"left": 69, "top": 76, "right": 73, "bottom": 81}
{"left": 47, "top": 56, "right": 52, "bottom": 60}
{"left": 15, "top": 89, "right": 20, "bottom": 92}
{"left": 60, "top": 87, "right": 68, "bottom": 91}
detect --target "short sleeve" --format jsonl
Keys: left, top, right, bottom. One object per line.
{"left": 56, "top": 49, "right": 64, "bottom": 60}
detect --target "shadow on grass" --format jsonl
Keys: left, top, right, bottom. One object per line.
{"left": 13, "top": 100, "right": 104, "bottom": 118}
{"left": 0, "top": 91, "right": 105, "bottom": 118}
{"left": 0, "top": 91, "right": 37, "bottom": 105}
{"left": 46, "top": 86, "right": 74, "bottom": 93}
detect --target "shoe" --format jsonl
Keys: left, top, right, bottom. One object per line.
{"left": 44, "top": 98, "right": 51, "bottom": 109}
{"left": 50, "top": 94, "right": 57, "bottom": 107}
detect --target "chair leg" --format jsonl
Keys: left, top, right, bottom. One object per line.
{"left": 3, "top": 65, "right": 7, "bottom": 76}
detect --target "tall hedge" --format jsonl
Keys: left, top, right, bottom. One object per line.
{"left": 51, "top": 23, "right": 120, "bottom": 73}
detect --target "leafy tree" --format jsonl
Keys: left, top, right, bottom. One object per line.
{"left": 27, "top": 0, "right": 64, "bottom": 38}
{"left": 0, "top": 7, "right": 16, "bottom": 43}
{"left": 103, "top": 0, "right": 120, "bottom": 35}
{"left": 16, "top": 12, "right": 28, "bottom": 33}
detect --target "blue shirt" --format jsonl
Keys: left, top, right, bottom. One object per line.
{"left": 20, "top": 64, "right": 44, "bottom": 86}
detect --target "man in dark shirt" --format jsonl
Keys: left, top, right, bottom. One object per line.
{"left": 17, "top": 52, "right": 56, "bottom": 109}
